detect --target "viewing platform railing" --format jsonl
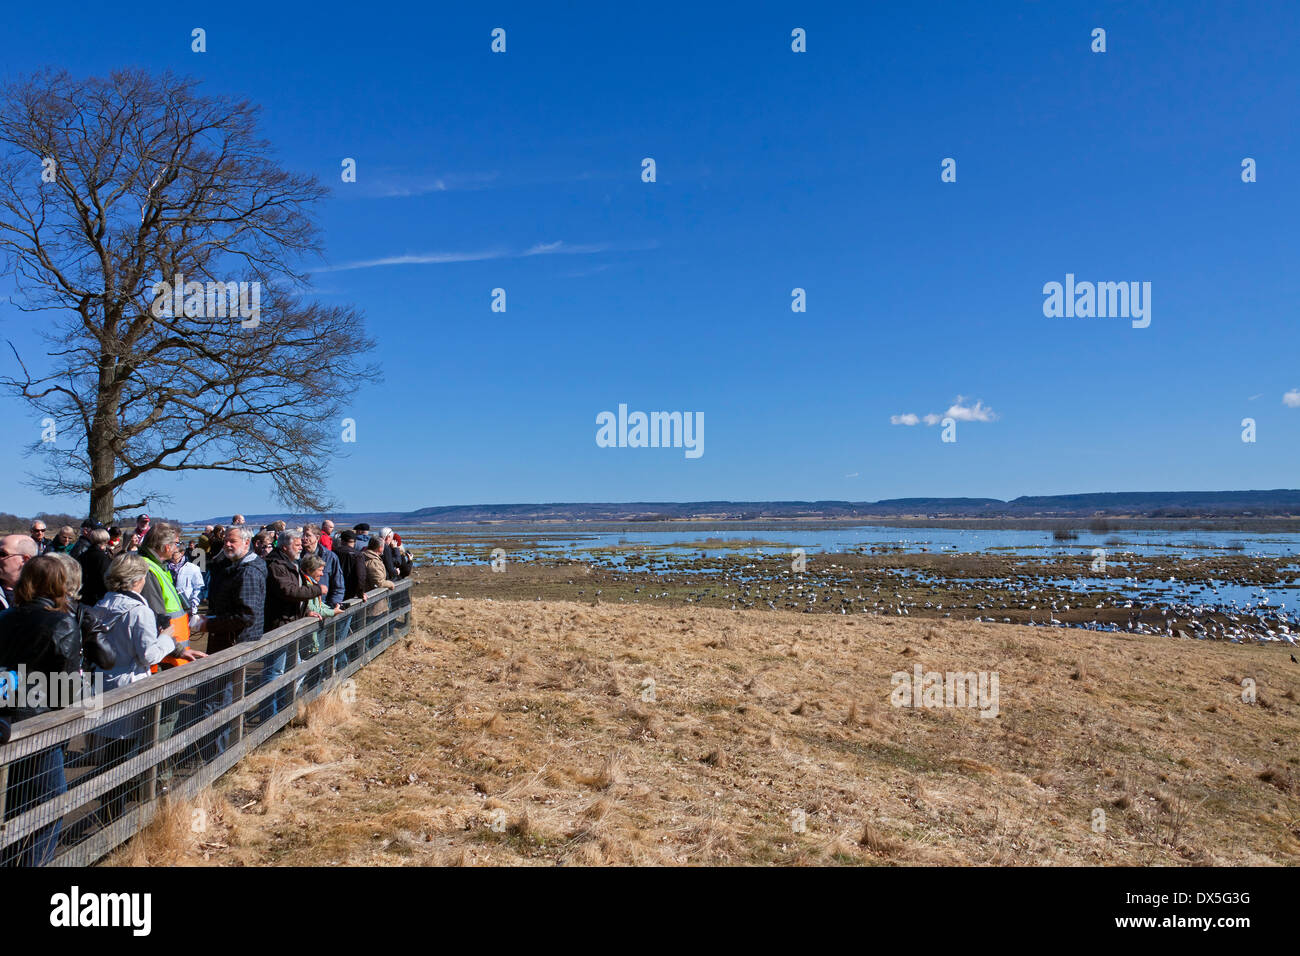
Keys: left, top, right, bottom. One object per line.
{"left": 0, "top": 579, "right": 413, "bottom": 866}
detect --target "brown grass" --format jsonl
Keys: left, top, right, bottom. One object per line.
{"left": 859, "top": 822, "right": 903, "bottom": 857}
{"left": 108, "top": 790, "right": 226, "bottom": 866}
{"left": 103, "top": 596, "right": 1300, "bottom": 866}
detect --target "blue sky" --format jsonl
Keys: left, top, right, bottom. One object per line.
{"left": 0, "top": 0, "right": 1297, "bottom": 520}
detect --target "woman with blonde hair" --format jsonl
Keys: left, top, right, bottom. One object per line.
{"left": 86, "top": 553, "right": 179, "bottom": 823}
{"left": 92, "top": 553, "right": 178, "bottom": 689}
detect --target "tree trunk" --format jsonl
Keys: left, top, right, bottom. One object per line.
{"left": 87, "top": 410, "right": 116, "bottom": 524}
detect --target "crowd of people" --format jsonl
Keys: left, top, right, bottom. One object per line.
{"left": 0, "top": 512, "right": 413, "bottom": 866}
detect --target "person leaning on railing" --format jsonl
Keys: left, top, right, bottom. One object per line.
{"left": 92, "top": 554, "right": 186, "bottom": 686}
{"left": 361, "top": 536, "right": 397, "bottom": 592}
{"left": 265, "top": 529, "right": 326, "bottom": 630}
{"left": 333, "top": 530, "right": 365, "bottom": 601}
{"left": 0, "top": 554, "right": 82, "bottom": 866}
{"left": 189, "top": 526, "right": 266, "bottom": 760}
{"left": 194, "top": 526, "right": 266, "bottom": 654}
{"left": 301, "top": 524, "right": 343, "bottom": 612}
{"left": 390, "top": 534, "right": 414, "bottom": 579}
{"left": 295, "top": 553, "right": 335, "bottom": 696}
{"left": 379, "top": 528, "right": 400, "bottom": 580}
{"left": 360, "top": 536, "right": 397, "bottom": 645}
{"left": 137, "top": 525, "right": 201, "bottom": 670}
{"left": 257, "top": 529, "right": 326, "bottom": 720}
{"left": 86, "top": 553, "right": 184, "bottom": 823}
{"left": 299, "top": 555, "right": 335, "bottom": 625}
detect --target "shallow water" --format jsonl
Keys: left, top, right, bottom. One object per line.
{"left": 392, "top": 524, "right": 1300, "bottom": 630}
{"left": 393, "top": 524, "right": 1300, "bottom": 562}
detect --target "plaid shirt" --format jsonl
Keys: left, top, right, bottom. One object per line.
{"left": 205, "top": 551, "right": 267, "bottom": 653}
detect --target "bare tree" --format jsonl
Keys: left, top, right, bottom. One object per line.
{"left": 0, "top": 69, "right": 375, "bottom": 521}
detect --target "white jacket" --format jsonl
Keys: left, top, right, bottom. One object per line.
{"left": 91, "top": 589, "right": 177, "bottom": 691}
{"left": 175, "top": 562, "right": 204, "bottom": 615}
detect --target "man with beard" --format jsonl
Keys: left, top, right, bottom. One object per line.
{"left": 191, "top": 526, "right": 266, "bottom": 757}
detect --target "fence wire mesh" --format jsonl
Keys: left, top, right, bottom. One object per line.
{"left": 0, "top": 581, "right": 412, "bottom": 867}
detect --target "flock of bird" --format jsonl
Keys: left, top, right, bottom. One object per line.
{"left": 411, "top": 539, "right": 1300, "bottom": 647}
{"left": 585, "top": 557, "right": 1300, "bottom": 647}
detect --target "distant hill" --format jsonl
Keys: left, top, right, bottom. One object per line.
{"left": 192, "top": 490, "right": 1300, "bottom": 525}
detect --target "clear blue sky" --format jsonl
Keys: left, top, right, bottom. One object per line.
{"left": 1, "top": 0, "right": 1297, "bottom": 520}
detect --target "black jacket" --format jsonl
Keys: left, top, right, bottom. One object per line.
{"left": 208, "top": 548, "right": 231, "bottom": 580}
{"left": 264, "top": 548, "right": 320, "bottom": 630}
{"left": 0, "top": 598, "right": 83, "bottom": 721}
{"left": 381, "top": 544, "right": 400, "bottom": 580}
{"left": 387, "top": 545, "right": 412, "bottom": 580}
{"left": 78, "top": 546, "right": 113, "bottom": 607}
{"left": 333, "top": 546, "right": 364, "bottom": 601}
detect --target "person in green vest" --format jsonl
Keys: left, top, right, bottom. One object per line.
{"left": 137, "top": 524, "right": 205, "bottom": 671}
{"left": 138, "top": 524, "right": 207, "bottom": 774}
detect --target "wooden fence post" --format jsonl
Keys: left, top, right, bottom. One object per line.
{"left": 144, "top": 701, "right": 162, "bottom": 799}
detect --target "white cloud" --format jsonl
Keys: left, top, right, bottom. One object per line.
{"left": 945, "top": 398, "right": 997, "bottom": 423}
{"left": 523, "top": 240, "right": 617, "bottom": 257}
{"left": 892, "top": 397, "right": 996, "bottom": 427}
{"left": 845, "top": 472, "right": 860, "bottom": 478}
{"left": 524, "top": 241, "right": 566, "bottom": 256}
{"left": 319, "top": 249, "right": 508, "bottom": 271}
{"left": 375, "top": 179, "right": 447, "bottom": 197}
{"left": 321, "top": 239, "right": 647, "bottom": 273}
{"left": 1283, "top": 389, "right": 1300, "bottom": 408}
{"left": 358, "top": 170, "right": 500, "bottom": 199}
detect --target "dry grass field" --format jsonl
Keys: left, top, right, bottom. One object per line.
{"left": 107, "top": 595, "right": 1300, "bottom": 866}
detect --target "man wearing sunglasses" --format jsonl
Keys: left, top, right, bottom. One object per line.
{"left": 29, "top": 521, "right": 48, "bottom": 555}
{"left": 0, "top": 534, "right": 38, "bottom": 610}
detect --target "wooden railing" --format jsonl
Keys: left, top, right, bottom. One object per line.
{"left": 0, "top": 580, "right": 412, "bottom": 866}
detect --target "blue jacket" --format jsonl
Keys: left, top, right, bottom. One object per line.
{"left": 309, "top": 543, "right": 345, "bottom": 606}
